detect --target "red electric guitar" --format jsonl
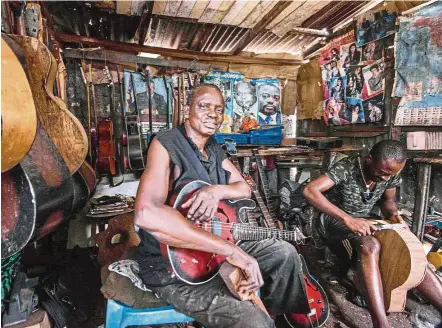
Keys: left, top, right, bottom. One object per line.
{"left": 162, "top": 180, "right": 307, "bottom": 285}
{"left": 284, "top": 254, "right": 330, "bottom": 327}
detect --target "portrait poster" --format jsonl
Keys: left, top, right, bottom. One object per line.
{"left": 323, "top": 98, "right": 349, "bottom": 126}
{"left": 251, "top": 78, "right": 282, "bottom": 126}
{"left": 345, "top": 98, "right": 365, "bottom": 124}
{"left": 360, "top": 39, "right": 384, "bottom": 66}
{"left": 232, "top": 81, "right": 258, "bottom": 132}
{"left": 203, "top": 70, "right": 244, "bottom": 133}
{"left": 362, "top": 59, "right": 385, "bottom": 100}
{"left": 355, "top": 5, "right": 397, "bottom": 46}
{"left": 363, "top": 94, "right": 384, "bottom": 123}
{"left": 393, "top": 2, "right": 442, "bottom": 125}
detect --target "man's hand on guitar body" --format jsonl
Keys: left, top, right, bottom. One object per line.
{"left": 343, "top": 216, "right": 377, "bottom": 236}
{"left": 226, "top": 246, "right": 264, "bottom": 294}
{"left": 181, "top": 185, "right": 221, "bottom": 222}
{"left": 387, "top": 214, "right": 410, "bottom": 230}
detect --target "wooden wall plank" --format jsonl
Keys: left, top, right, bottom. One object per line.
{"left": 190, "top": 0, "right": 210, "bottom": 19}
{"left": 116, "top": 1, "right": 132, "bottom": 15}
{"left": 272, "top": 1, "right": 331, "bottom": 37}
{"left": 239, "top": 0, "right": 278, "bottom": 28}
{"left": 220, "top": 1, "right": 247, "bottom": 25}
{"left": 163, "top": 0, "right": 182, "bottom": 16}
{"left": 266, "top": 1, "right": 306, "bottom": 29}
{"left": 152, "top": 1, "right": 166, "bottom": 15}
{"left": 130, "top": 0, "right": 147, "bottom": 16}
{"left": 230, "top": 1, "right": 260, "bottom": 26}
{"left": 176, "top": 0, "right": 197, "bottom": 17}
{"left": 199, "top": 0, "right": 223, "bottom": 23}
{"left": 211, "top": 0, "right": 236, "bottom": 24}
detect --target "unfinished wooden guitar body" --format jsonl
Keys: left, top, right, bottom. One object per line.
{"left": 375, "top": 226, "right": 427, "bottom": 312}
{"left": 1, "top": 37, "right": 37, "bottom": 172}
{"left": 3, "top": 34, "right": 87, "bottom": 174}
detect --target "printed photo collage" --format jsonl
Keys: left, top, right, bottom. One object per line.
{"left": 204, "top": 71, "right": 282, "bottom": 133}
{"left": 320, "top": 28, "right": 389, "bottom": 126}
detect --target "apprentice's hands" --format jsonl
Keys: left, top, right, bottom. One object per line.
{"left": 388, "top": 214, "right": 410, "bottom": 230}
{"left": 344, "top": 217, "right": 377, "bottom": 236}
{"left": 181, "top": 185, "right": 221, "bottom": 222}
{"left": 225, "top": 246, "right": 264, "bottom": 294}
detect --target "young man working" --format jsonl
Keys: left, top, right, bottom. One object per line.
{"left": 135, "top": 84, "right": 309, "bottom": 328}
{"left": 303, "top": 140, "right": 442, "bottom": 328}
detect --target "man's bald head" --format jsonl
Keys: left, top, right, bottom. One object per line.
{"left": 189, "top": 84, "right": 224, "bottom": 108}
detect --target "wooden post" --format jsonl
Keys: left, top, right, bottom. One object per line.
{"left": 412, "top": 163, "right": 431, "bottom": 241}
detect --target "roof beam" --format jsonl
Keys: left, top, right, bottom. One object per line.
{"left": 288, "top": 27, "right": 329, "bottom": 37}
{"left": 137, "top": 1, "right": 155, "bottom": 45}
{"left": 231, "top": 0, "right": 292, "bottom": 55}
{"left": 62, "top": 48, "right": 213, "bottom": 70}
{"left": 54, "top": 31, "right": 303, "bottom": 66}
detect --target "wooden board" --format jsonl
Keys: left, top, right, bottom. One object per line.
{"left": 163, "top": 0, "right": 182, "bottom": 17}
{"left": 211, "top": 0, "right": 236, "bottom": 24}
{"left": 152, "top": 0, "right": 167, "bottom": 15}
{"left": 199, "top": 0, "right": 224, "bottom": 23}
{"left": 176, "top": 0, "right": 197, "bottom": 18}
{"left": 190, "top": 0, "right": 210, "bottom": 19}
{"left": 1, "top": 37, "right": 37, "bottom": 172}
{"left": 375, "top": 227, "right": 427, "bottom": 312}
{"left": 271, "top": 1, "right": 332, "bottom": 37}
{"left": 239, "top": 0, "right": 278, "bottom": 28}
{"left": 265, "top": 1, "right": 306, "bottom": 30}
{"left": 5, "top": 34, "right": 88, "bottom": 174}
{"left": 230, "top": 1, "right": 260, "bottom": 27}
{"left": 220, "top": 1, "right": 248, "bottom": 25}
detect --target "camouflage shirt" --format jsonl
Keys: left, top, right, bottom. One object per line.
{"left": 325, "top": 156, "right": 402, "bottom": 217}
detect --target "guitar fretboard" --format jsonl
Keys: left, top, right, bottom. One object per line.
{"left": 253, "top": 152, "right": 278, "bottom": 229}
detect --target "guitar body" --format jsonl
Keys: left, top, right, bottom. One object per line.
{"left": 284, "top": 255, "right": 330, "bottom": 328}
{"left": 374, "top": 224, "right": 427, "bottom": 312}
{"left": 1, "top": 126, "right": 75, "bottom": 259}
{"left": 4, "top": 34, "right": 87, "bottom": 175}
{"left": 97, "top": 117, "right": 116, "bottom": 175}
{"left": 164, "top": 180, "right": 255, "bottom": 284}
{"left": 125, "top": 115, "right": 145, "bottom": 171}
{"left": 1, "top": 37, "right": 37, "bottom": 172}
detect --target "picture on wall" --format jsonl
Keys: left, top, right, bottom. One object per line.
{"left": 362, "top": 59, "right": 385, "bottom": 99}
{"left": 363, "top": 94, "right": 384, "bottom": 123}
{"left": 204, "top": 70, "right": 244, "bottom": 133}
{"left": 346, "top": 66, "right": 364, "bottom": 98}
{"left": 355, "top": 7, "right": 397, "bottom": 46}
{"left": 232, "top": 81, "right": 258, "bottom": 132}
{"left": 330, "top": 76, "right": 346, "bottom": 102}
{"left": 346, "top": 97, "right": 365, "bottom": 124}
{"left": 253, "top": 78, "right": 282, "bottom": 126}
{"left": 323, "top": 98, "right": 348, "bottom": 126}
{"left": 360, "top": 39, "right": 384, "bottom": 65}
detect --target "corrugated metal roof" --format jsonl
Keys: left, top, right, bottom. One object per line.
{"left": 48, "top": 0, "right": 411, "bottom": 58}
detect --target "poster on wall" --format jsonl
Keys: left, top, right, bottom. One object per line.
{"left": 232, "top": 81, "right": 258, "bottom": 132}
{"left": 355, "top": 7, "right": 397, "bottom": 46}
{"left": 204, "top": 71, "right": 243, "bottom": 133}
{"left": 251, "top": 78, "right": 282, "bottom": 126}
{"left": 362, "top": 59, "right": 385, "bottom": 100}
{"left": 393, "top": 2, "right": 442, "bottom": 125}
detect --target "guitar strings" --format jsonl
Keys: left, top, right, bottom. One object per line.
{"left": 193, "top": 222, "right": 305, "bottom": 241}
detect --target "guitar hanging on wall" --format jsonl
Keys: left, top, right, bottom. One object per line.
{"left": 125, "top": 71, "right": 145, "bottom": 171}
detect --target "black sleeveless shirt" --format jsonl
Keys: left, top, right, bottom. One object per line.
{"left": 136, "top": 126, "right": 230, "bottom": 287}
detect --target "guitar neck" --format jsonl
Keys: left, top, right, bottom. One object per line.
{"left": 252, "top": 190, "right": 277, "bottom": 229}
{"left": 253, "top": 152, "right": 278, "bottom": 227}
{"left": 233, "top": 224, "right": 303, "bottom": 243}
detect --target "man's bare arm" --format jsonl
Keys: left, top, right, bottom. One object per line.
{"left": 303, "top": 175, "right": 352, "bottom": 223}
{"left": 381, "top": 187, "right": 406, "bottom": 225}
{"left": 303, "top": 174, "right": 376, "bottom": 235}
